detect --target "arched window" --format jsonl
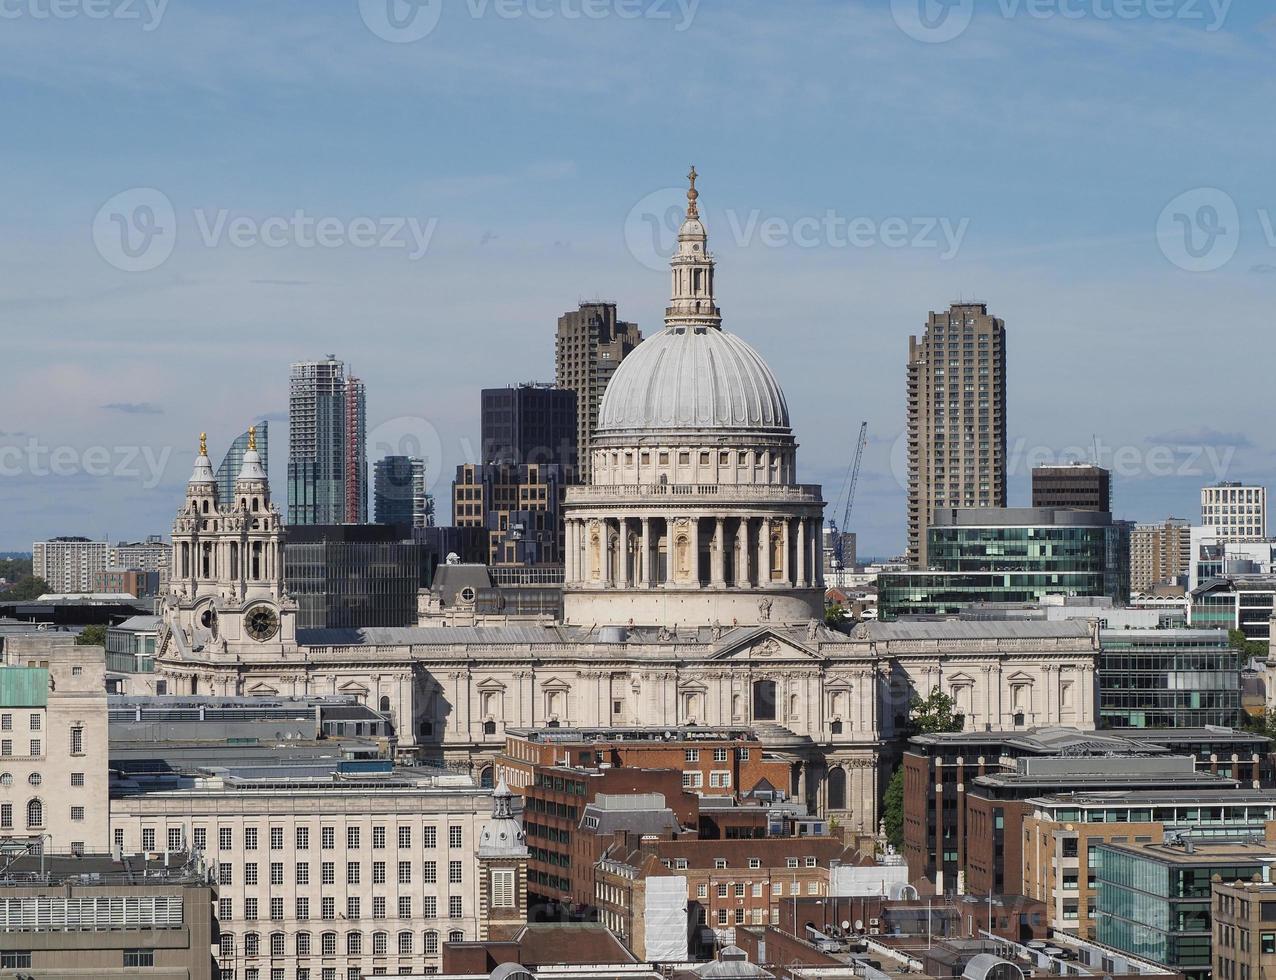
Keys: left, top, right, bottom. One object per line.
{"left": 321, "top": 932, "right": 337, "bottom": 956}
{"left": 346, "top": 930, "right": 362, "bottom": 955}
{"left": 295, "top": 932, "right": 311, "bottom": 956}
{"left": 373, "top": 932, "right": 388, "bottom": 956}
{"left": 479, "top": 766, "right": 494, "bottom": 789}
{"left": 244, "top": 932, "right": 259, "bottom": 957}
{"left": 448, "top": 930, "right": 465, "bottom": 943}
{"left": 25, "top": 798, "right": 42, "bottom": 828}
{"left": 830, "top": 720, "right": 843, "bottom": 735}
{"left": 423, "top": 930, "right": 439, "bottom": 955}
{"left": 483, "top": 720, "right": 497, "bottom": 736}
{"left": 270, "top": 932, "right": 285, "bottom": 956}
{"left": 398, "top": 931, "right": 414, "bottom": 955}
{"left": 827, "top": 767, "right": 847, "bottom": 811}
{"left": 752, "top": 680, "right": 777, "bottom": 721}
{"left": 379, "top": 696, "right": 391, "bottom": 714}
{"left": 219, "top": 933, "right": 235, "bottom": 957}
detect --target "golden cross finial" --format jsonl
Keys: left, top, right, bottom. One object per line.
{"left": 686, "top": 165, "right": 700, "bottom": 219}
{"left": 199, "top": 432, "right": 207, "bottom": 456}
{"left": 248, "top": 425, "right": 257, "bottom": 452}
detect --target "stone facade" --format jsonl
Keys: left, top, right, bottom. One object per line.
{"left": 0, "top": 636, "right": 109, "bottom": 855}
{"left": 155, "top": 173, "right": 1100, "bottom": 838}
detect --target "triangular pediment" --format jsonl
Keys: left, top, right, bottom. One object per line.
{"left": 947, "top": 671, "right": 977, "bottom": 685}
{"left": 246, "top": 682, "right": 280, "bottom": 696}
{"left": 338, "top": 680, "right": 370, "bottom": 696}
{"left": 476, "top": 677, "right": 507, "bottom": 692}
{"left": 539, "top": 676, "right": 571, "bottom": 692}
{"left": 1005, "top": 671, "right": 1036, "bottom": 685}
{"left": 709, "top": 628, "right": 823, "bottom": 663}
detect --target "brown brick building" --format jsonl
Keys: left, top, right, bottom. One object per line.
{"left": 903, "top": 728, "right": 1262, "bottom": 892}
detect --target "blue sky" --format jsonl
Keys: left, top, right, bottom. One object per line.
{"left": 1, "top": 0, "right": 1274, "bottom": 555}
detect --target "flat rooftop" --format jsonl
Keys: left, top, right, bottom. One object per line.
{"left": 506, "top": 725, "right": 761, "bottom": 744}
{"left": 1028, "top": 788, "right": 1276, "bottom": 808}
{"left": 1100, "top": 839, "right": 1276, "bottom": 865}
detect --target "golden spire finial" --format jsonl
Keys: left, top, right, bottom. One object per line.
{"left": 199, "top": 432, "right": 207, "bottom": 457}
{"left": 686, "top": 165, "right": 700, "bottom": 219}
{"left": 248, "top": 425, "right": 257, "bottom": 452}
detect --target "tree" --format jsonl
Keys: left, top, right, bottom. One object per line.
{"left": 2, "top": 576, "right": 49, "bottom": 602}
{"left": 824, "top": 602, "right": 846, "bottom": 628}
{"left": 1229, "top": 629, "right": 1268, "bottom": 662}
{"left": 883, "top": 688, "right": 965, "bottom": 849}
{"left": 905, "top": 687, "right": 965, "bottom": 737}
{"left": 76, "top": 625, "right": 108, "bottom": 647}
{"left": 882, "top": 766, "right": 906, "bottom": 849}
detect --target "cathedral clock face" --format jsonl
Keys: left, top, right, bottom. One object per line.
{"left": 244, "top": 605, "right": 280, "bottom": 642}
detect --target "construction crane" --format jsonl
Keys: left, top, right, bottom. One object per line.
{"left": 828, "top": 422, "right": 869, "bottom": 571}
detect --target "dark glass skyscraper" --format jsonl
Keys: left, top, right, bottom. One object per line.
{"left": 374, "top": 456, "right": 433, "bottom": 530}
{"left": 480, "top": 384, "right": 577, "bottom": 467}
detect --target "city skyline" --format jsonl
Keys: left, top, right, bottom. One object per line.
{"left": 2, "top": 1, "right": 1275, "bottom": 554}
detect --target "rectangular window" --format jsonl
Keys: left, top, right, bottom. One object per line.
{"left": 70, "top": 725, "right": 83, "bottom": 755}
{"left": 167, "top": 827, "right": 182, "bottom": 850}
{"left": 449, "top": 896, "right": 462, "bottom": 918}
{"left": 244, "top": 827, "right": 258, "bottom": 850}
{"left": 373, "top": 826, "right": 386, "bottom": 849}
{"left": 142, "top": 828, "right": 155, "bottom": 851}
{"left": 297, "top": 863, "right": 309, "bottom": 885}
{"left": 399, "top": 896, "right": 413, "bottom": 918}
{"left": 322, "top": 827, "right": 335, "bottom": 849}
{"left": 270, "top": 827, "right": 283, "bottom": 850}
{"left": 449, "top": 826, "right": 463, "bottom": 848}
{"left": 28, "top": 739, "right": 40, "bottom": 756}
{"left": 449, "top": 861, "right": 463, "bottom": 884}
{"left": 400, "top": 861, "right": 413, "bottom": 884}
{"left": 28, "top": 715, "right": 39, "bottom": 732}
{"left": 398, "top": 827, "right": 411, "bottom": 849}
{"left": 424, "top": 861, "right": 437, "bottom": 884}
{"left": 492, "top": 868, "right": 516, "bottom": 908}
{"left": 296, "top": 898, "right": 309, "bottom": 921}
{"left": 271, "top": 862, "right": 284, "bottom": 886}
{"left": 347, "top": 827, "right": 361, "bottom": 850}
{"left": 296, "top": 827, "right": 310, "bottom": 850}
{"left": 122, "top": 951, "right": 154, "bottom": 968}
{"left": 322, "top": 862, "right": 335, "bottom": 885}
{"left": 271, "top": 898, "right": 284, "bottom": 921}
{"left": 423, "top": 826, "right": 437, "bottom": 849}
{"left": 245, "top": 863, "right": 258, "bottom": 886}
{"left": 347, "top": 863, "right": 361, "bottom": 885}
{"left": 423, "top": 896, "right": 436, "bottom": 919}
{"left": 373, "top": 862, "right": 386, "bottom": 884}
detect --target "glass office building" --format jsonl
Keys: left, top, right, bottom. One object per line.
{"left": 1190, "top": 576, "right": 1276, "bottom": 642}
{"left": 879, "top": 508, "right": 1130, "bottom": 620}
{"left": 1099, "top": 630, "right": 1240, "bottom": 729}
{"left": 1096, "top": 841, "right": 1273, "bottom": 980}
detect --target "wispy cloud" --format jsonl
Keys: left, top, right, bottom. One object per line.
{"left": 102, "top": 402, "right": 164, "bottom": 416}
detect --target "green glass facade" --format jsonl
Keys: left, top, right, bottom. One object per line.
{"left": 1190, "top": 580, "right": 1276, "bottom": 642}
{"left": 880, "top": 517, "right": 1130, "bottom": 620}
{"left": 1096, "top": 845, "right": 1267, "bottom": 980}
{"left": 1099, "top": 631, "right": 1240, "bottom": 729}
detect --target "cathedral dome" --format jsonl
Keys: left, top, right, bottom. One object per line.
{"left": 597, "top": 324, "right": 790, "bottom": 435}
{"left": 597, "top": 165, "right": 789, "bottom": 438}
